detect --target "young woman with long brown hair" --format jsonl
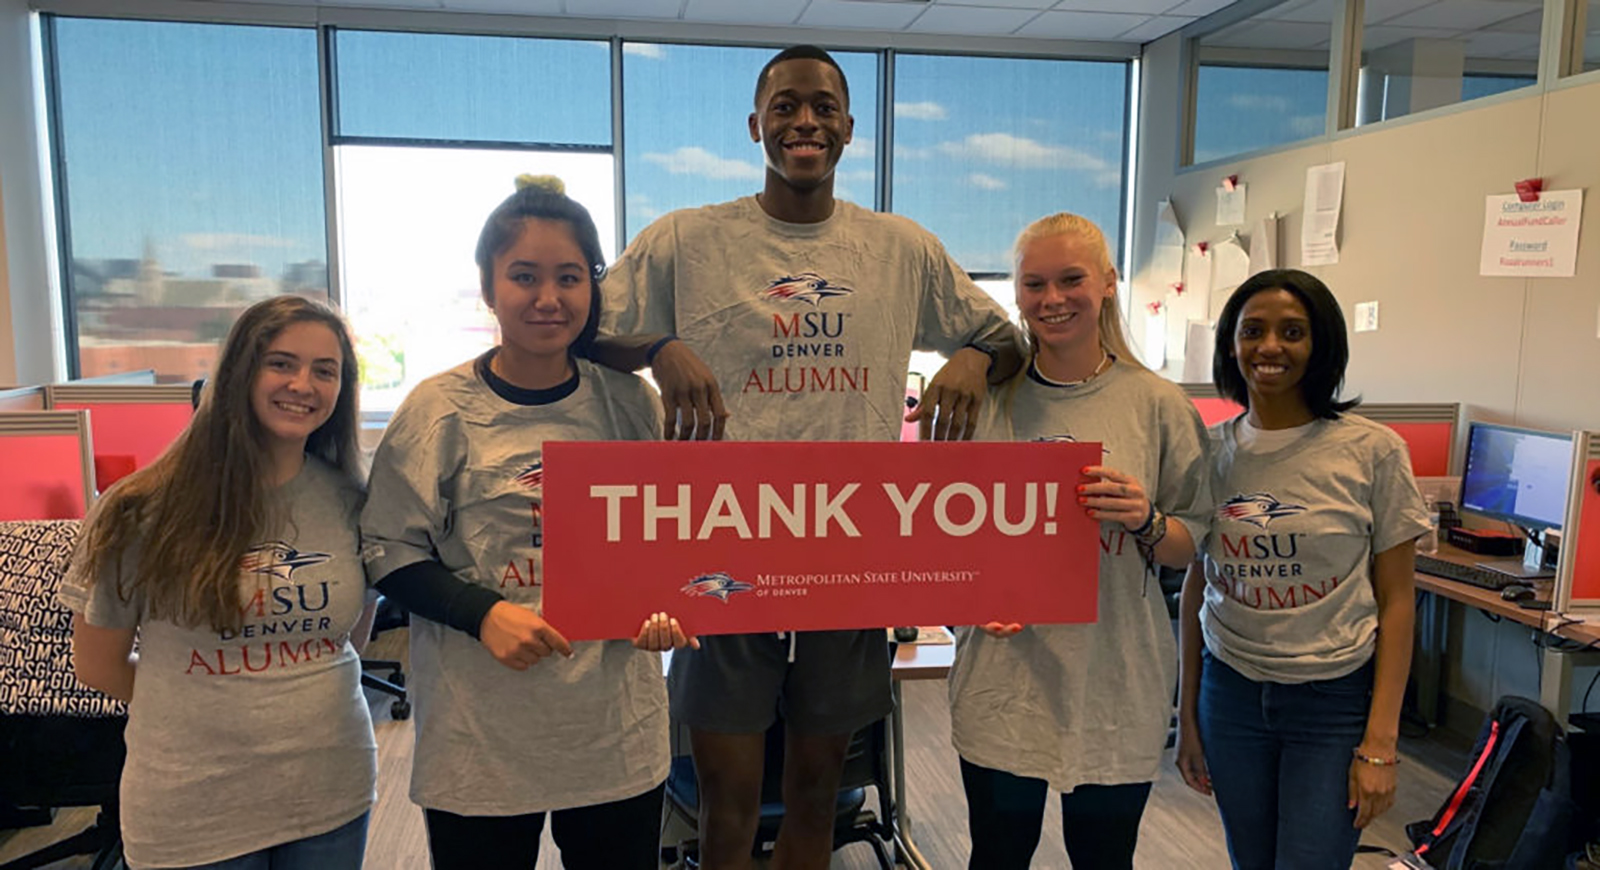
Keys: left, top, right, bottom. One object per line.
{"left": 63, "top": 295, "right": 376, "bottom": 869}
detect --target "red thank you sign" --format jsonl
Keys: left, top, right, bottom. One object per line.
{"left": 541, "top": 441, "right": 1102, "bottom": 641}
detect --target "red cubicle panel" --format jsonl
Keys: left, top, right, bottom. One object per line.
{"left": 46, "top": 384, "right": 193, "bottom": 474}
{"left": 1559, "top": 432, "right": 1600, "bottom": 609}
{"left": 0, "top": 411, "right": 95, "bottom": 520}
{"left": 1351, "top": 404, "right": 1459, "bottom": 478}
{"left": 1179, "top": 384, "right": 1244, "bottom": 427}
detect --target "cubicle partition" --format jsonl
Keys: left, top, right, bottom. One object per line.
{"left": 1178, "top": 383, "right": 1244, "bottom": 426}
{"left": 67, "top": 368, "right": 158, "bottom": 385}
{"left": 1176, "top": 388, "right": 1458, "bottom": 478}
{"left": 0, "top": 386, "right": 46, "bottom": 412}
{"left": 0, "top": 411, "right": 95, "bottom": 520}
{"left": 44, "top": 384, "right": 194, "bottom": 478}
{"left": 1349, "top": 403, "right": 1459, "bottom": 478}
{"left": 1556, "top": 430, "right": 1600, "bottom": 612}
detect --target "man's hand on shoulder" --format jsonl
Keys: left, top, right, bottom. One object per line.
{"left": 652, "top": 340, "right": 728, "bottom": 440}
{"left": 907, "top": 347, "right": 989, "bottom": 442}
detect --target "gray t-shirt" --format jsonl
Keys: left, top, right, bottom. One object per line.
{"left": 600, "top": 196, "right": 1019, "bottom": 442}
{"left": 1200, "top": 413, "right": 1431, "bottom": 683}
{"left": 360, "top": 357, "right": 670, "bottom": 815}
{"left": 948, "top": 362, "right": 1212, "bottom": 792}
{"left": 59, "top": 458, "right": 375, "bottom": 870}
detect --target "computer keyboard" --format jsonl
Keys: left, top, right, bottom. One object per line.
{"left": 1415, "top": 554, "right": 1522, "bottom": 590}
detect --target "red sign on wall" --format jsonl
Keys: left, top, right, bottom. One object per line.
{"left": 541, "top": 441, "right": 1103, "bottom": 641}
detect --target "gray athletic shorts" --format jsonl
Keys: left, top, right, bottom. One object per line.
{"left": 667, "top": 628, "right": 893, "bottom": 736}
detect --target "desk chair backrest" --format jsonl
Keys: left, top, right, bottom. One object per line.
{"left": 0, "top": 411, "right": 96, "bottom": 521}
{"left": 45, "top": 383, "right": 194, "bottom": 478}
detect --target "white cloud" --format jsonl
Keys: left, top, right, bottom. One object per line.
{"left": 837, "top": 168, "right": 876, "bottom": 182}
{"left": 640, "top": 147, "right": 763, "bottom": 180}
{"left": 935, "top": 133, "right": 1121, "bottom": 188}
{"left": 1288, "top": 114, "right": 1324, "bottom": 136}
{"left": 843, "top": 136, "right": 873, "bottom": 161}
{"left": 967, "top": 173, "right": 1007, "bottom": 190}
{"left": 1227, "top": 93, "right": 1293, "bottom": 113}
{"left": 895, "top": 101, "right": 948, "bottom": 121}
{"left": 894, "top": 145, "right": 934, "bottom": 160}
{"left": 181, "top": 233, "right": 297, "bottom": 251}
{"left": 623, "top": 43, "right": 664, "bottom": 59}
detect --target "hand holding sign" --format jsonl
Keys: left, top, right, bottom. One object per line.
{"left": 1078, "top": 465, "right": 1151, "bottom": 530}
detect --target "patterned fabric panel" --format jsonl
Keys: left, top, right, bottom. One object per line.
{"left": 0, "top": 520, "right": 125, "bottom": 717}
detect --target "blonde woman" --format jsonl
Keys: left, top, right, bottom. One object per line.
{"left": 63, "top": 296, "right": 375, "bottom": 869}
{"left": 948, "top": 213, "right": 1212, "bottom": 870}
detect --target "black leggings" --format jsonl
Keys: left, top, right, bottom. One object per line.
{"left": 423, "top": 782, "right": 665, "bottom": 870}
{"left": 960, "top": 758, "right": 1152, "bottom": 870}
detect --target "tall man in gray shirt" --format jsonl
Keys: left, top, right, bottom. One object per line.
{"left": 595, "top": 45, "right": 1022, "bottom": 870}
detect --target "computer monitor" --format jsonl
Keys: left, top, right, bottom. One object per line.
{"left": 1459, "top": 422, "right": 1573, "bottom": 532}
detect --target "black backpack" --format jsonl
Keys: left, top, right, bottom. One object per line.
{"left": 1404, "top": 696, "right": 1577, "bottom": 870}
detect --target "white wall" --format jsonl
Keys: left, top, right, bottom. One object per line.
{"left": 1133, "top": 30, "right": 1600, "bottom": 724}
{"left": 0, "top": 0, "right": 56, "bottom": 385}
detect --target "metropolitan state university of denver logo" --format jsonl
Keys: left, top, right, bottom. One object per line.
{"left": 761, "top": 272, "right": 853, "bottom": 306}
{"left": 1217, "top": 492, "right": 1307, "bottom": 529}
{"left": 681, "top": 572, "right": 755, "bottom": 602}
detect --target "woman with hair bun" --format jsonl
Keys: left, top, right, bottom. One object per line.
{"left": 65, "top": 295, "right": 376, "bottom": 869}
{"left": 361, "top": 174, "right": 694, "bottom": 870}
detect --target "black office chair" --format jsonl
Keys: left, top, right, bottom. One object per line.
{"left": 191, "top": 377, "right": 411, "bottom": 721}
{"left": 0, "top": 520, "right": 125, "bottom": 870}
{"left": 360, "top": 597, "right": 410, "bottom": 720}
{"left": 661, "top": 718, "right": 894, "bottom": 870}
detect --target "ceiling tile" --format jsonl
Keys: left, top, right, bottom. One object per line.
{"left": 1013, "top": 9, "right": 1152, "bottom": 38}
{"left": 906, "top": 5, "right": 1042, "bottom": 34}
{"left": 1385, "top": 0, "right": 1542, "bottom": 31}
{"left": 1118, "top": 14, "right": 1197, "bottom": 41}
{"left": 1361, "top": 0, "right": 1440, "bottom": 24}
{"left": 1165, "top": 0, "right": 1235, "bottom": 16}
{"left": 1205, "top": 18, "right": 1331, "bottom": 48}
{"left": 1051, "top": 0, "right": 1179, "bottom": 13}
{"left": 442, "top": 0, "right": 559, "bottom": 12}
{"left": 1260, "top": 0, "right": 1335, "bottom": 23}
{"left": 797, "top": 0, "right": 928, "bottom": 29}
{"left": 313, "top": 0, "right": 442, "bottom": 7}
{"left": 683, "top": 0, "right": 811, "bottom": 25}
{"left": 930, "top": 0, "right": 1056, "bottom": 7}
{"left": 1360, "top": 24, "right": 1456, "bottom": 50}
{"left": 1462, "top": 30, "right": 1542, "bottom": 59}
{"left": 561, "top": 0, "right": 683, "bottom": 18}
{"left": 1482, "top": 10, "right": 1545, "bottom": 34}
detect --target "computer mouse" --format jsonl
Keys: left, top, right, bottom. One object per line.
{"left": 1500, "top": 584, "right": 1535, "bottom": 602}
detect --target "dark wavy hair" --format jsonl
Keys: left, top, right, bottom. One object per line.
{"left": 1213, "top": 268, "right": 1358, "bottom": 419}
{"left": 473, "top": 178, "right": 605, "bottom": 358}
{"left": 754, "top": 44, "right": 849, "bottom": 109}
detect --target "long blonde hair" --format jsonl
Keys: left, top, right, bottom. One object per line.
{"left": 1012, "top": 212, "right": 1142, "bottom": 369}
{"left": 75, "top": 296, "right": 363, "bottom": 633}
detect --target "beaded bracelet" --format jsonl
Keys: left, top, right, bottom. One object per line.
{"left": 1352, "top": 749, "right": 1401, "bottom": 766}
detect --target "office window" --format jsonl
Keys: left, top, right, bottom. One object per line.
{"left": 333, "top": 30, "right": 611, "bottom": 145}
{"left": 1355, "top": 0, "right": 1541, "bottom": 126}
{"left": 48, "top": 18, "right": 326, "bottom": 383}
{"left": 1189, "top": 3, "right": 1332, "bottom": 165}
{"left": 891, "top": 54, "right": 1128, "bottom": 276}
{"left": 330, "top": 30, "right": 614, "bottom": 412}
{"left": 1580, "top": 0, "right": 1600, "bottom": 74}
{"left": 621, "top": 43, "right": 878, "bottom": 241}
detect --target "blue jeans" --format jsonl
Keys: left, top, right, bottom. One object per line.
{"left": 1198, "top": 650, "right": 1372, "bottom": 870}
{"left": 173, "top": 812, "right": 368, "bottom": 870}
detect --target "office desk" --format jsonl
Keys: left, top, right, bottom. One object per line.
{"left": 1414, "top": 545, "right": 1600, "bottom": 728}
{"left": 888, "top": 639, "right": 953, "bottom": 870}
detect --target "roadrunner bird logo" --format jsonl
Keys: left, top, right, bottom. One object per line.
{"left": 240, "top": 542, "right": 331, "bottom": 581}
{"left": 680, "top": 572, "right": 755, "bottom": 603}
{"left": 1218, "top": 493, "right": 1307, "bottom": 529}
{"left": 514, "top": 462, "right": 544, "bottom": 490}
{"left": 1034, "top": 433, "right": 1110, "bottom": 456}
{"left": 762, "top": 272, "right": 854, "bottom": 306}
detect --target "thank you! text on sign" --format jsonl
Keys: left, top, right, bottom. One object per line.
{"left": 541, "top": 441, "right": 1102, "bottom": 640}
